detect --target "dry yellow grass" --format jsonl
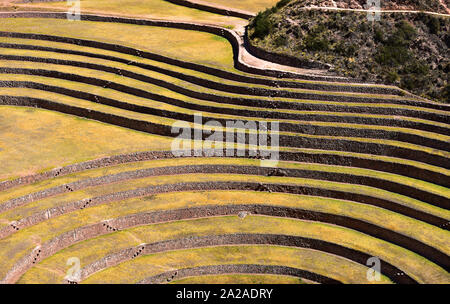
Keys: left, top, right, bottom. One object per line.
{"left": 0, "top": 106, "right": 172, "bottom": 181}
{"left": 81, "top": 246, "right": 388, "bottom": 284}
{"left": 1, "top": 157, "right": 447, "bottom": 205}
{"left": 2, "top": 171, "right": 448, "bottom": 229}
{"left": 6, "top": 0, "right": 246, "bottom": 27}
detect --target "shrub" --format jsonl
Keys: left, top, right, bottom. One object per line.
{"left": 273, "top": 34, "right": 287, "bottom": 47}
{"left": 375, "top": 45, "right": 410, "bottom": 66}
{"left": 346, "top": 44, "right": 358, "bottom": 56}
{"left": 427, "top": 16, "right": 441, "bottom": 34}
{"left": 359, "top": 22, "right": 369, "bottom": 32}
{"left": 375, "top": 20, "right": 417, "bottom": 66}
{"left": 395, "top": 20, "right": 417, "bottom": 42}
{"left": 385, "top": 70, "right": 400, "bottom": 84}
{"left": 334, "top": 42, "right": 358, "bottom": 57}
{"left": 249, "top": 4, "right": 447, "bottom": 102}
{"left": 373, "top": 27, "right": 384, "bottom": 43}
{"left": 400, "top": 75, "right": 416, "bottom": 90}
{"left": 250, "top": 10, "right": 273, "bottom": 39}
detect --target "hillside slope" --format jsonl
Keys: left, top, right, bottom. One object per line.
{"left": 248, "top": 0, "right": 450, "bottom": 102}
{"left": 284, "top": 0, "right": 450, "bottom": 13}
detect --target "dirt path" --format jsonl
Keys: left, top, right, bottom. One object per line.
{"left": 232, "top": 24, "right": 332, "bottom": 76}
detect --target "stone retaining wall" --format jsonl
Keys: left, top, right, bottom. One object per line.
{"left": 4, "top": 79, "right": 447, "bottom": 127}
{"left": 165, "top": 0, "right": 254, "bottom": 19}
{"left": 0, "top": 12, "right": 421, "bottom": 84}
{"left": 0, "top": 54, "right": 406, "bottom": 104}
{"left": 0, "top": 41, "right": 398, "bottom": 94}
{"left": 0, "top": 148, "right": 447, "bottom": 196}
{"left": 0, "top": 32, "right": 403, "bottom": 94}
{"left": 74, "top": 206, "right": 446, "bottom": 283}
{"left": 4, "top": 62, "right": 445, "bottom": 111}
{"left": 1, "top": 165, "right": 447, "bottom": 221}
{"left": 1, "top": 95, "right": 447, "bottom": 170}
{"left": 140, "top": 264, "right": 339, "bottom": 284}
{"left": 138, "top": 264, "right": 339, "bottom": 284}
{"left": 2, "top": 79, "right": 448, "bottom": 152}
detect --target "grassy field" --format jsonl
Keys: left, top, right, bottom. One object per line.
{"left": 1, "top": 156, "right": 447, "bottom": 202}
{"left": 0, "top": 19, "right": 437, "bottom": 103}
{"left": 0, "top": 106, "right": 172, "bottom": 180}
{"left": 2, "top": 89, "right": 446, "bottom": 168}
{"left": 2, "top": 47, "right": 412, "bottom": 100}
{"left": 1, "top": 57, "right": 447, "bottom": 159}
{"left": 0, "top": 25, "right": 419, "bottom": 100}
{"left": 81, "top": 246, "right": 389, "bottom": 284}
{"left": 3, "top": 49, "right": 437, "bottom": 110}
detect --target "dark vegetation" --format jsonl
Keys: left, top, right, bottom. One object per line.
{"left": 248, "top": 0, "right": 450, "bottom": 102}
